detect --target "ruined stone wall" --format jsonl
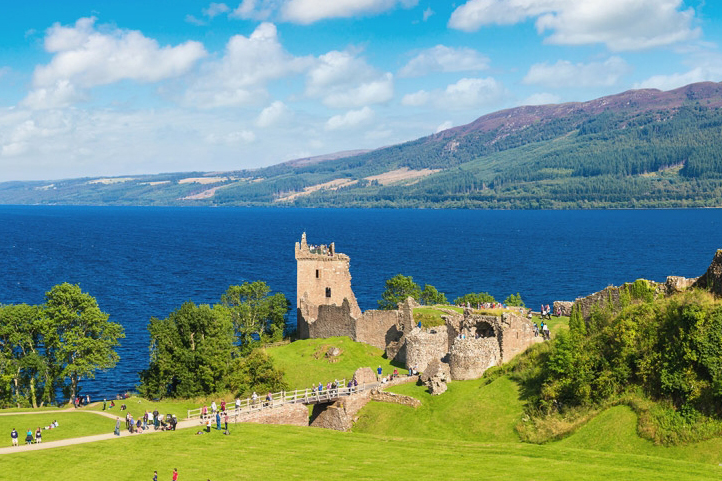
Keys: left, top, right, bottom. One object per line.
{"left": 448, "top": 337, "right": 499, "bottom": 380}
{"left": 574, "top": 286, "right": 623, "bottom": 321}
{"left": 304, "top": 299, "right": 358, "bottom": 340}
{"left": 497, "top": 313, "right": 539, "bottom": 363}
{"left": 369, "top": 390, "right": 421, "bottom": 408}
{"left": 404, "top": 326, "right": 449, "bottom": 372}
{"left": 356, "top": 309, "right": 402, "bottom": 350}
{"left": 237, "top": 403, "right": 309, "bottom": 427}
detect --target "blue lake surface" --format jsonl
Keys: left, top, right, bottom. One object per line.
{"left": 1, "top": 205, "right": 721, "bottom": 398}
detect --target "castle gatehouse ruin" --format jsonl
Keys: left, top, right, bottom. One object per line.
{"left": 296, "top": 233, "right": 541, "bottom": 381}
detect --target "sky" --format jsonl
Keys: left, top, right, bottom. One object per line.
{"left": 0, "top": 0, "right": 720, "bottom": 181}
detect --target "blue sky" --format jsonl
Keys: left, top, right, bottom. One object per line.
{"left": 0, "top": 0, "right": 719, "bottom": 181}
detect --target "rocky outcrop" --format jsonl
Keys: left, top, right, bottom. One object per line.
{"left": 665, "top": 276, "right": 697, "bottom": 295}
{"left": 693, "top": 249, "right": 722, "bottom": 296}
{"left": 419, "top": 358, "right": 450, "bottom": 395}
{"left": 449, "top": 337, "right": 499, "bottom": 380}
{"left": 553, "top": 301, "right": 573, "bottom": 317}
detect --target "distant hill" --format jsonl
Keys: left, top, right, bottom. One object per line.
{"left": 4, "top": 81, "right": 722, "bottom": 208}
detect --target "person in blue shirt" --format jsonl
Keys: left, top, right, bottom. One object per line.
{"left": 377, "top": 366, "right": 382, "bottom": 380}
{"left": 10, "top": 428, "right": 18, "bottom": 447}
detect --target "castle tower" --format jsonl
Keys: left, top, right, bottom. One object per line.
{"left": 295, "top": 233, "right": 361, "bottom": 338}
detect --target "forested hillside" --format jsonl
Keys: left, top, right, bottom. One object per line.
{"left": 4, "top": 82, "right": 722, "bottom": 208}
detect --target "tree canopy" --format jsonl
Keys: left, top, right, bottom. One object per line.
{"left": 378, "top": 274, "right": 422, "bottom": 310}
{"left": 0, "top": 283, "right": 124, "bottom": 408}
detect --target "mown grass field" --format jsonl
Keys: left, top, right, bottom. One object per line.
{"left": 1, "top": 421, "right": 720, "bottom": 481}
{"left": 266, "top": 336, "right": 402, "bottom": 388}
{"left": 0, "top": 412, "right": 114, "bottom": 443}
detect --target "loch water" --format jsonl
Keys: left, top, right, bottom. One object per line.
{"left": 1, "top": 205, "right": 721, "bottom": 398}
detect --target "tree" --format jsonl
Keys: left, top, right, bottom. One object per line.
{"left": 221, "top": 281, "right": 290, "bottom": 352}
{"left": 229, "top": 349, "right": 288, "bottom": 397}
{"left": 453, "top": 292, "right": 496, "bottom": 306}
{"left": 378, "top": 274, "right": 421, "bottom": 310}
{"left": 44, "top": 283, "right": 124, "bottom": 403}
{"left": 504, "top": 292, "right": 525, "bottom": 307}
{"left": 141, "top": 302, "right": 236, "bottom": 399}
{"left": 420, "top": 284, "right": 448, "bottom": 306}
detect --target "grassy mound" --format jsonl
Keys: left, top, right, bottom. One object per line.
{"left": 353, "top": 376, "right": 523, "bottom": 443}
{"left": 266, "top": 336, "right": 401, "bottom": 389}
{"left": 1, "top": 421, "right": 720, "bottom": 481}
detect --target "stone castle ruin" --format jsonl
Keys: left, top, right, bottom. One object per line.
{"left": 296, "top": 233, "right": 541, "bottom": 384}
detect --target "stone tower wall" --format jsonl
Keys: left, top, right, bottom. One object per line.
{"left": 404, "top": 326, "right": 450, "bottom": 372}
{"left": 296, "top": 233, "right": 361, "bottom": 337}
{"left": 448, "top": 337, "right": 500, "bottom": 380}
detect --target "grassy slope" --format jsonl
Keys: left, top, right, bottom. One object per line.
{"left": 1, "top": 422, "right": 719, "bottom": 481}
{"left": 266, "top": 336, "right": 402, "bottom": 389}
{"left": 353, "top": 376, "right": 523, "bottom": 443}
{"left": 554, "top": 405, "right": 722, "bottom": 465}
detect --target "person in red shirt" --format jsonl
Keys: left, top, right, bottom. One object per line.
{"left": 172, "top": 468, "right": 178, "bottom": 481}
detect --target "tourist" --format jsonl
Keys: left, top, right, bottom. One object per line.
{"left": 172, "top": 468, "right": 178, "bottom": 481}
{"left": 533, "top": 323, "right": 539, "bottom": 337}
{"left": 143, "top": 411, "right": 148, "bottom": 430}
{"left": 265, "top": 392, "right": 272, "bottom": 407}
{"left": 153, "top": 471, "right": 158, "bottom": 481}
{"left": 35, "top": 427, "right": 41, "bottom": 444}
{"left": 136, "top": 419, "right": 143, "bottom": 433}
{"left": 86, "top": 394, "right": 91, "bottom": 405}
{"left": 153, "top": 409, "right": 160, "bottom": 429}
{"left": 377, "top": 365, "right": 382, "bottom": 381}
{"left": 235, "top": 397, "right": 240, "bottom": 412}
{"left": 224, "top": 413, "right": 229, "bottom": 432}
{"left": 10, "top": 428, "right": 18, "bottom": 447}
{"left": 206, "top": 418, "right": 211, "bottom": 433}
{"left": 252, "top": 391, "right": 259, "bottom": 405}
{"left": 220, "top": 400, "right": 226, "bottom": 412}
{"left": 543, "top": 323, "right": 550, "bottom": 340}
{"left": 171, "top": 415, "right": 177, "bottom": 431}
{"left": 201, "top": 405, "right": 207, "bottom": 419}
{"left": 103, "top": 399, "right": 107, "bottom": 411}
{"left": 211, "top": 401, "right": 217, "bottom": 414}
{"left": 216, "top": 411, "right": 221, "bottom": 430}
{"left": 148, "top": 410, "right": 154, "bottom": 427}
{"left": 25, "top": 430, "right": 33, "bottom": 445}
{"left": 110, "top": 400, "right": 115, "bottom": 409}
{"left": 53, "top": 420, "right": 58, "bottom": 428}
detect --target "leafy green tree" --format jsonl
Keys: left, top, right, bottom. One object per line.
{"left": 229, "top": 349, "right": 288, "bottom": 397}
{"left": 378, "top": 274, "right": 421, "bottom": 310}
{"left": 420, "top": 284, "right": 447, "bottom": 306}
{"left": 568, "top": 304, "right": 586, "bottom": 336}
{"left": 141, "top": 302, "right": 235, "bottom": 399}
{"left": 220, "top": 281, "right": 290, "bottom": 352}
{"left": 504, "top": 293, "right": 525, "bottom": 307}
{"left": 453, "top": 292, "right": 496, "bottom": 306}
{"left": 44, "top": 283, "right": 124, "bottom": 403}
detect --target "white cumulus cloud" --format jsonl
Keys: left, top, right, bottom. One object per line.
{"left": 306, "top": 50, "right": 393, "bottom": 108}
{"left": 436, "top": 77, "right": 509, "bottom": 110}
{"left": 449, "top": 0, "right": 700, "bottom": 51}
{"left": 24, "top": 17, "right": 207, "bottom": 109}
{"left": 325, "top": 106, "right": 374, "bottom": 130}
{"left": 399, "top": 45, "right": 489, "bottom": 77}
{"left": 523, "top": 57, "right": 630, "bottom": 88}
{"left": 401, "top": 90, "right": 429, "bottom": 106}
{"left": 256, "top": 100, "right": 290, "bottom": 127}
{"left": 203, "top": 3, "right": 231, "bottom": 17}
{"left": 282, "top": 0, "right": 418, "bottom": 24}
{"left": 436, "top": 120, "right": 453, "bottom": 133}
{"left": 230, "top": 0, "right": 280, "bottom": 20}
{"left": 184, "top": 22, "right": 312, "bottom": 108}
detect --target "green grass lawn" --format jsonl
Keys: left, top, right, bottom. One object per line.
{"left": 0, "top": 412, "right": 114, "bottom": 443}
{"left": 266, "top": 336, "right": 401, "bottom": 389}
{"left": 531, "top": 315, "right": 569, "bottom": 336}
{"left": 353, "top": 376, "right": 523, "bottom": 443}
{"left": 0, "top": 421, "right": 719, "bottom": 481}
